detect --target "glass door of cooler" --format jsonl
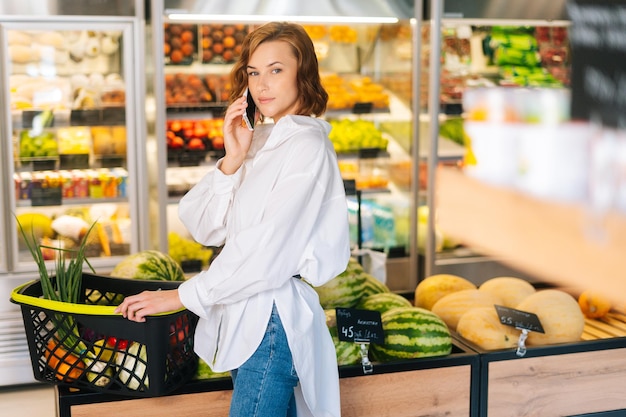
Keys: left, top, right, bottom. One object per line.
{"left": 0, "top": 18, "right": 149, "bottom": 274}
{"left": 150, "top": 0, "right": 421, "bottom": 290}
{"left": 0, "top": 141, "right": 6, "bottom": 272}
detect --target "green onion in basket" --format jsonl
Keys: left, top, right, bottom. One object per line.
{"left": 16, "top": 216, "right": 112, "bottom": 386}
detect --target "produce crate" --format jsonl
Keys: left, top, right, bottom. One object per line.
{"left": 453, "top": 330, "right": 626, "bottom": 417}
{"left": 55, "top": 340, "right": 480, "bottom": 417}
{"left": 11, "top": 273, "right": 198, "bottom": 398}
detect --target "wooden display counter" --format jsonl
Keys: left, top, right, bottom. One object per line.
{"left": 453, "top": 335, "right": 626, "bottom": 417}
{"left": 55, "top": 343, "right": 480, "bottom": 417}
{"left": 437, "top": 166, "right": 626, "bottom": 416}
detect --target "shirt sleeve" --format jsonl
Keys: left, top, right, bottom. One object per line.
{"left": 178, "top": 158, "right": 243, "bottom": 247}
{"left": 178, "top": 131, "right": 350, "bottom": 309}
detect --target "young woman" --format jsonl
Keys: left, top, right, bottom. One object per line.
{"left": 116, "top": 22, "right": 351, "bottom": 417}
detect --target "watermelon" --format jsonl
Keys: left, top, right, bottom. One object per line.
{"left": 356, "top": 292, "right": 412, "bottom": 313}
{"left": 371, "top": 307, "right": 452, "bottom": 362}
{"left": 110, "top": 250, "right": 185, "bottom": 281}
{"left": 325, "top": 309, "right": 362, "bottom": 366}
{"left": 315, "top": 270, "right": 389, "bottom": 309}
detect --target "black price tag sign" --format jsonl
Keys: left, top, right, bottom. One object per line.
{"left": 335, "top": 307, "right": 384, "bottom": 344}
{"left": 495, "top": 305, "right": 544, "bottom": 333}
{"left": 343, "top": 179, "right": 356, "bottom": 196}
{"left": 30, "top": 186, "right": 62, "bottom": 206}
{"left": 70, "top": 109, "right": 100, "bottom": 126}
{"left": 352, "top": 102, "right": 373, "bottom": 114}
{"left": 101, "top": 107, "right": 126, "bottom": 125}
{"left": 568, "top": 0, "right": 626, "bottom": 127}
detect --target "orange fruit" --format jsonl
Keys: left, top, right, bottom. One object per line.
{"left": 170, "top": 49, "right": 183, "bottom": 63}
{"left": 181, "top": 30, "right": 194, "bottom": 43}
{"left": 223, "top": 36, "right": 236, "bottom": 49}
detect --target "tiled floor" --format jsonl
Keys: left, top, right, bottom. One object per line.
{"left": 0, "top": 384, "right": 57, "bottom": 417}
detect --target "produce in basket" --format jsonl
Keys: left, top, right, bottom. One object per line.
{"left": 17, "top": 217, "right": 154, "bottom": 390}
{"left": 115, "top": 341, "right": 149, "bottom": 390}
{"left": 43, "top": 339, "right": 85, "bottom": 382}
{"left": 16, "top": 216, "right": 103, "bottom": 384}
{"left": 110, "top": 250, "right": 185, "bottom": 281}
{"left": 15, "top": 216, "right": 197, "bottom": 395}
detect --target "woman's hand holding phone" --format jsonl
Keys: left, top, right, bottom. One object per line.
{"left": 221, "top": 90, "right": 255, "bottom": 175}
{"left": 242, "top": 87, "right": 257, "bottom": 131}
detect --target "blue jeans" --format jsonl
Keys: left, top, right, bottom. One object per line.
{"left": 229, "top": 304, "right": 299, "bottom": 417}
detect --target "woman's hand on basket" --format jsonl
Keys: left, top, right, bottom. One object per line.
{"left": 114, "top": 289, "right": 183, "bottom": 323}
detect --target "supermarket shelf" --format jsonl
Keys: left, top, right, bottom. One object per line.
{"left": 16, "top": 197, "right": 129, "bottom": 208}
{"left": 436, "top": 167, "right": 626, "bottom": 303}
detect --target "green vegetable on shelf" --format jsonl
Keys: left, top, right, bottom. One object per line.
{"left": 194, "top": 357, "right": 230, "bottom": 380}
{"left": 328, "top": 119, "right": 388, "bottom": 153}
{"left": 438, "top": 118, "right": 465, "bottom": 146}
{"left": 19, "top": 130, "right": 58, "bottom": 158}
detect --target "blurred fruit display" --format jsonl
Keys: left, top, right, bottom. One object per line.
{"left": 329, "top": 25, "right": 358, "bottom": 43}
{"left": 199, "top": 24, "right": 247, "bottom": 64}
{"left": 57, "top": 127, "right": 92, "bottom": 155}
{"left": 535, "top": 26, "right": 570, "bottom": 86}
{"left": 322, "top": 74, "right": 389, "bottom": 111}
{"left": 91, "top": 126, "right": 127, "bottom": 156}
{"left": 166, "top": 118, "right": 224, "bottom": 165}
{"left": 328, "top": 119, "right": 388, "bottom": 153}
{"left": 164, "top": 73, "right": 234, "bottom": 107}
{"left": 164, "top": 23, "right": 198, "bottom": 65}
{"left": 302, "top": 25, "right": 328, "bottom": 41}
{"left": 19, "top": 130, "right": 58, "bottom": 159}
{"left": 165, "top": 73, "right": 215, "bottom": 107}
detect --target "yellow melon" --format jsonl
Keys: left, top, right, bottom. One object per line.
{"left": 479, "top": 276, "right": 536, "bottom": 308}
{"left": 457, "top": 307, "right": 520, "bottom": 350}
{"left": 516, "top": 289, "right": 584, "bottom": 346}
{"left": 414, "top": 274, "right": 476, "bottom": 311}
{"left": 431, "top": 289, "right": 502, "bottom": 331}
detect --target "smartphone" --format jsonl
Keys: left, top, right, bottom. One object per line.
{"left": 242, "top": 87, "right": 256, "bottom": 131}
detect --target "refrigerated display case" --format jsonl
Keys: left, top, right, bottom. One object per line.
{"left": 418, "top": 0, "right": 573, "bottom": 286}
{"left": 0, "top": 0, "right": 146, "bottom": 386}
{"left": 148, "top": 0, "right": 424, "bottom": 291}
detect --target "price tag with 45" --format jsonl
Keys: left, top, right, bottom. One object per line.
{"left": 335, "top": 307, "right": 384, "bottom": 344}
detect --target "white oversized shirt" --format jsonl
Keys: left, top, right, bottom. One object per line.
{"left": 177, "top": 115, "right": 351, "bottom": 417}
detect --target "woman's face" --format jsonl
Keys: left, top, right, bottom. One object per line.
{"left": 247, "top": 40, "right": 300, "bottom": 123}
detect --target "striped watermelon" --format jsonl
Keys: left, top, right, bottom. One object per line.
{"left": 356, "top": 292, "right": 412, "bottom": 313}
{"left": 315, "top": 270, "right": 389, "bottom": 309}
{"left": 325, "top": 309, "right": 362, "bottom": 366}
{"left": 371, "top": 307, "right": 452, "bottom": 362}
{"left": 110, "top": 250, "right": 185, "bottom": 281}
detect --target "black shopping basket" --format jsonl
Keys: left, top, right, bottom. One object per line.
{"left": 11, "top": 273, "right": 198, "bottom": 397}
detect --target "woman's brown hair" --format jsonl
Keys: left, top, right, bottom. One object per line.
{"left": 229, "top": 22, "right": 328, "bottom": 117}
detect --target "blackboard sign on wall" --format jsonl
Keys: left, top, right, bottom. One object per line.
{"left": 568, "top": 0, "right": 626, "bottom": 128}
